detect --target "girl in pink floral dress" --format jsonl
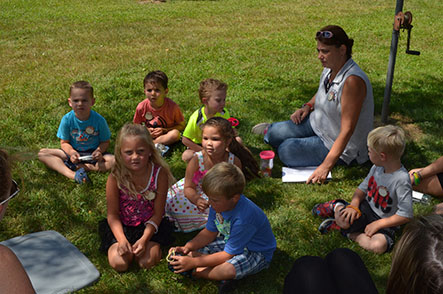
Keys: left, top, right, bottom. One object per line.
{"left": 166, "top": 117, "right": 259, "bottom": 232}
{"left": 99, "top": 124, "right": 175, "bottom": 272}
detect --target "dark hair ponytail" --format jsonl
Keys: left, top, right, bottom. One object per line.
{"left": 202, "top": 117, "right": 260, "bottom": 180}
{"left": 316, "top": 25, "right": 353, "bottom": 59}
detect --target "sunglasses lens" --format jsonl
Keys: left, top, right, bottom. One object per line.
{"left": 316, "top": 31, "right": 333, "bottom": 39}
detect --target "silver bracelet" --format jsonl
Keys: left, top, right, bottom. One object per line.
{"left": 144, "top": 220, "right": 158, "bottom": 234}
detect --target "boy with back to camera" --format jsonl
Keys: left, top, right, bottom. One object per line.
{"left": 38, "top": 81, "right": 115, "bottom": 184}
{"left": 168, "top": 162, "right": 276, "bottom": 292}
{"left": 313, "top": 125, "right": 413, "bottom": 253}
{"left": 133, "top": 70, "right": 185, "bottom": 146}
{"left": 181, "top": 78, "right": 241, "bottom": 162}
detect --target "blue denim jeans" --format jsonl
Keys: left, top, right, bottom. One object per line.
{"left": 264, "top": 118, "right": 330, "bottom": 167}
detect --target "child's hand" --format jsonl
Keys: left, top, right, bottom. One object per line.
{"left": 132, "top": 239, "right": 146, "bottom": 257}
{"left": 196, "top": 197, "right": 209, "bottom": 212}
{"left": 174, "top": 246, "right": 191, "bottom": 255}
{"left": 70, "top": 152, "right": 80, "bottom": 164}
{"left": 170, "top": 255, "right": 195, "bottom": 274}
{"left": 149, "top": 128, "right": 163, "bottom": 139}
{"left": 117, "top": 240, "right": 132, "bottom": 256}
{"left": 92, "top": 149, "right": 103, "bottom": 161}
{"left": 364, "top": 221, "right": 381, "bottom": 237}
{"left": 340, "top": 207, "right": 360, "bottom": 225}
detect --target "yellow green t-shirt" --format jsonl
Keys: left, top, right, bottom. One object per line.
{"left": 182, "top": 106, "right": 230, "bottom": 144}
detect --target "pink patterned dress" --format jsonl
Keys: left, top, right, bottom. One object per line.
{"left": 119, "top": 164, "right": 161, "bottom": 226}
{"left": 165, "top": 151, "right": 234, "bottom": 232}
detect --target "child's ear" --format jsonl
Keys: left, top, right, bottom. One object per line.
{"left": 202, "top": 97, "right": 208, "bottom": 104}
{"left": 90, "top": 97, "right": 96, "bottom": 106}
{"left": 380, "top": 152, "right": 388, "bottom": 161}
{"left": 165, "top": 88, "right": 169, "bottom": 95}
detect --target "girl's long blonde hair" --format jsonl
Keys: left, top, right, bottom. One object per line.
{"left": 112, "top": 123, "right": 174, "bottom": 197}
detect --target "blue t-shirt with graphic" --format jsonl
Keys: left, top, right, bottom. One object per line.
{"left": 57, "top": 110, "right": 111, "bottom": 152}
{"left": 206, "top": 195, "right": 276, "bottom": 262}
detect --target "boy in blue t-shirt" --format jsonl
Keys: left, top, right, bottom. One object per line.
{"left": 169, "top": 162, "right": 276, "bottom": 290}
{"left": 38, "top": 81, "right": 115, "bottom": 184}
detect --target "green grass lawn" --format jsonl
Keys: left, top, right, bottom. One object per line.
{"left": 1, "top": 0, "right": 442, "bottom": 293}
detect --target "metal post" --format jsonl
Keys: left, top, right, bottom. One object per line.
{"left": 381, "top": 0, "right": 404, "bottom": 124}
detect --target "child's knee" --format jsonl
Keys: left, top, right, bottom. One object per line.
{"left": 38, "top": 148, "right": 58, "bottom": 161}
{"left": 182, "top": 150, "right": 194, "bottom": 162}
{"left": 139, "top": 252, "right": 161, "bottom": 269}
{"left": 109, "top": 258, "right": 130, "bottom": 272}
{"left": 225, "top": 263, "right": 236, "bottom": 279}
{"left": 369, "top": 237, "right": 387, "bottom": 254}
{"left": 169, "top": 129, "right": 181, "bottom": 141}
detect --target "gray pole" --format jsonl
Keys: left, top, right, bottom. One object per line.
{"left": 381, "top": 0, "right": 404, "bottom": 124}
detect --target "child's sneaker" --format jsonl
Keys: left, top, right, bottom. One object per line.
{"left": 251, "top": 123, "right": 270, "bottom": 135}
{"left": 312, "top": 199, "right": 348, "bottom": 218}
{"left": 318, "top": 218, "right": 341, "bottom": 234}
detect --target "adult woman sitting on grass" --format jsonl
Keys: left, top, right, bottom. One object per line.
{"left": 252, "top": 25, "right": 373, "bottom": 184}
{"left": 409, "top": 155, "right": 443, "bottom": 214}
{"left": 0, "top": 149, "right": 35, "bottom": 293}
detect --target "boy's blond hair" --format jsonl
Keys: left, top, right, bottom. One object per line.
{"left": 70, "top": 80, "right": 93, "bottom": 98}
{"left": 198, "top": 78, "right": 227, "bottom": 102}
{"left": 202, "top": 162, "right": 245, "bottom": 199}
{"left": 367, "top": 125, "right": 405, "bottom": 159}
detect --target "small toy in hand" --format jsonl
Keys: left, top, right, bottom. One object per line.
{"left": 228, "top": 117, "right": 239, "bottom": 127}
{"left": 78, "top": 155, "right": 94, "bottom": 162}
{"left": 166, "top": 249, "right": 193, "bottom": 278}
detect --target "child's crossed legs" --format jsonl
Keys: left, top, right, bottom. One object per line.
{"left": 194, "top": 238, "right": 270, "bottom": 280}
{"left": 334, "top": 200, "right": 395, "bottom": 254}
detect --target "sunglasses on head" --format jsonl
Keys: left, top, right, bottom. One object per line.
{"left": 0, "top": 180, "right": 19, "bottom": 206}
{"left": 316, "top": 31, "right": 334, "bottom": 39}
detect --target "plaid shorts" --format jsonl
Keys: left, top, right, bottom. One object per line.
{"left": 198, "top": 237, "right": 270, "bottom": 279}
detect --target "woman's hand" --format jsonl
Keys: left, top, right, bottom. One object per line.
{"left": 408, "top": 168, "right": 422, "bottom": 185}
{"left": 306, "top": 164, "right": 330, "bottom": 184}
{"left": 290, "top": 107, "right": 310, "bottom": 124}
{"left": 117, "top": 240, "right": 133, "bottom": 256}
{"left": 196, "top": 197, "right": 209, "bottom": 212}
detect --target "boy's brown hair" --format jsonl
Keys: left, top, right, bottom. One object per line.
{"left": 69, "top": 81, "right": 93, "bottom": 98}
{"left": 202, "top": 162, "right": 245, "bottom": 200}
{"left": 367, "top": 125, "right": 406, "bottom": 159}
{"left": 143, "top": 70, "right": 168, "bottom": 90}
{"left": 198, "top": 78, "right": 227, "bottom": 102}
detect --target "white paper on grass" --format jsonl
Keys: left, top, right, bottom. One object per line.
{"left": 412, "top": 190, "right": 424, "bottom": 201}
{"left": 282, "top": 166, "right": 332, "bottom": 182}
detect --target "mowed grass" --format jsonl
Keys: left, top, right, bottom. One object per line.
{"left": 1, "top": 0, "right": 442, "bottom": 293}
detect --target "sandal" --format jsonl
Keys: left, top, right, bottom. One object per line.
{"left": 74, "top": 168, "right": 90, "bottom": 184}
